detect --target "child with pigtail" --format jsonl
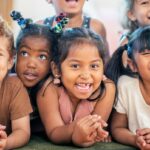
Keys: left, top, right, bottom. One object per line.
{"left": 10, "top": 10, "right": 68, "bottom": 134}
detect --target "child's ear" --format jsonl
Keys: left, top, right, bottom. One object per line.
{"left": 127, "top": 58, "right": 137, "bottom": 72}
{"left": 51, "top": 61, "right": 60, "bottom": 77}
{"left": 127, "top": 10, "right": 136, "bottom": 21}
{"left": 8, "top": 56, "right": 14, "bottom": 70}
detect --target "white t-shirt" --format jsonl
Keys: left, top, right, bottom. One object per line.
{"left": 115, "top": 75, "right": 150, "bottom": 134}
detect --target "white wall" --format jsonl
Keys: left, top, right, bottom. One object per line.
{"left": 12, "top": 0, "right": 122, "bottom": 53}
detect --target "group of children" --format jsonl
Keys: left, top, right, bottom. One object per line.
{"left": 0, "top": 0, "right": 150, "bottom": 149}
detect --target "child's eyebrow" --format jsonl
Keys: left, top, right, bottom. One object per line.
{"left": 19, "top": 45, "right": 30, "bottom": 49}
{"left": 38, "top": 49, "right": 50, "bottom": 54}
{"left": 67, "top": 58, "right": 102, "bottom": 62}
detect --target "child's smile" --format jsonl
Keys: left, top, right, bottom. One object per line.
{"left": 75, "top": 83, "right": 92, "bottom": 94}
{"left": 60, "top": 43, "right": 103, "bottom": 100}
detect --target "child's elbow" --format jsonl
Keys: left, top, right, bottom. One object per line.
{"left": 22, "top": 129, "right": 31, "bottom": 144}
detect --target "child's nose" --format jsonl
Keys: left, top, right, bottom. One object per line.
{"left": 79, "top": 72, "right": 91, "bottom": 79}
{"left": 27, "top": 58, "right": 37, "bottom": 68}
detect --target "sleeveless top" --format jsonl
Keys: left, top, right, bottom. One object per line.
{"left": 58, "top": 87, "right": 94, "bottom": 124}
{"left": 44, "top": 16, "right": 91, "bottom": 28}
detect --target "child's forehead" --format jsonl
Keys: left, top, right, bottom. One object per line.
{"left": 0, "top": 36, "right": 10, "bottom": 49}
{"left": 21, "top": 36, "right": 50, "bottom": 45}
{"left": 68, "top": 43, "right": 100, "bottom": 56}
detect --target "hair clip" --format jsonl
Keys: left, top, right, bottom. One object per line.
{"left": 127, "top": 45, "right": 132, "bottom": 56}
{"left": 10, "top": 10, "right": 33, "bottom": 29}
{"left": 55, "top": 13, "right": 67, "bottom": 23}
{"left": 51, "top": 13, "right": 69, "bottom": 33}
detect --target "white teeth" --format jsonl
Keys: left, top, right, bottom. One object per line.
{"left": 78, "top": 83, "right": 90, "bottom": 87}
{"left": 76, "top": 83, "right": 91, "bottom": 90}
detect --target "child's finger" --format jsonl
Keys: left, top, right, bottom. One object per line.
{"left": 97, "top": 127, "right": 109, "bottom": 139}
{"left": 80, "top": 115, "right": 101, "bottom": 127}
{"left": 138, "top": 128, "right": 150, "bottom": 136}
{"left": 98, "top": 135, "right": 112, "bottom": 143}
{"left": 144, "top": 134, "right": 150, "bottom": 141}
{"left": 99, "top": 119, "right": 107, "bottom": 128}
{"left": 146, "top": 139, "right": 150, "bottom": 144}
{"left": 89, "top": 131, "right": 97, "bottom": 140}
{"left": 137, "top": 136, "right": 146, "bottom": 147}
{"left": 0, "top": 130, "right": 7, "bottom": 139}
{"left": 89, "top": 122, "right": 101, "bottom": 133}
{"left": 142, "top": 143, "right": 150, "bottom": 150}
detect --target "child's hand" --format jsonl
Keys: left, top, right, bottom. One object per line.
{"left": 100, "top": 135, "right": 112, "bottom": 143}
{"left": 137, "top": 128, "right": 150, "bottom": 144}
{"left": 136, "top": 128, "right": 150, "bottom": 150}
{"left": 95, "top": 120, "right": 109, "bottom": 142}
{"left": 0, "top": 130, "right": 7, "bottom": 150}
{"left": 72, "top": 114, "right": 101, "bottom": 147}
{"left": 136, "top": 134, "right": 146, "bottom": 149}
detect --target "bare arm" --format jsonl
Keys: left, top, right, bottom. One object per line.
{"left": 111, "top": 111, "right": 137, "bottom": 147}
{"left": 5, "top": 116, "right": 30, "bottom": 150}
{"left": 37, "top": 84, "right": 75, "bottom": 144}
{"left": 91, "top": 19, "right": 106, "bottom": 39}
{"left": 93, "top": 80, "right": 116, "bottom": 122}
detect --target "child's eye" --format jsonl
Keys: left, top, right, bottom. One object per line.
{"left": 70, "top": 64, "right": 80, "bottom": 69}
{"left": 20, "top": 51, "right": 28, "bottom": 57}
{"left": 140, "top": 0, "right": 149, "bottom": 5}
{"left": 142, "top": 52, "right": 150, "bottom": 55}
{"left": 90, "top": 64, "right": 100, "bottom": 70}
{"left": 39, "top": 55, "right": 47, "bottom": 60}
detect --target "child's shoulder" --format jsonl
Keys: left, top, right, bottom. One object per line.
{"left": 90, "top": 17, "right": 106, "bottom": 37}
{"left": 5, "top": 74, "right": 24, "bottom": 87}
{"left": 104, "top": 77, "right": 116, "bottom": 92}
{"left": 118, "top": 75, "right": 138, "bottom": 87}
{"left": 38, "top": 77, "right": 60, "bottom": 97}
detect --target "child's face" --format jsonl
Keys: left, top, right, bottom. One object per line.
{"left": 60, "top": 43, "right": 103, "bottom": 101}
{"left": 51, "top": 0, "right": 85, "bottom": 15}
{"left": 16, "top": 36, "right": 51, "bottom": 88}
{"left": 0, "top": 37, "right": 13, "bottom": 82}
{"left": 128, "top": 0, "right": 150, "bottom": 26}
{"left": 133, "top": 50, "right": 150, "bottom": 81}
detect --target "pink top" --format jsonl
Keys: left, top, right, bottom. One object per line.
{"left": 59, "top": 87, "right": 94, "bottom": 124}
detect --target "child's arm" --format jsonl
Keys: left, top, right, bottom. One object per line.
{"left": 93, "top": 80, "right": 115, "bottom": 122}
{"left": 37, "top": 84, "right": 101, "bottom": 146}
{"left": 37, "top": 84, "right": 75, "bottom": 144}
{"left": 91, "top": 19, "right": 106, "bottom": 40}
{"left": 0, "top": 129, "right": 7, "bottom": 149}
{"left": 111, "top": 111, "right": 137, "bottom": 147}
{"left": 5, "top": 116, "right": 30, "bottom": 150}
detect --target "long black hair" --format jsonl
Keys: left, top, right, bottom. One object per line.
{"left": 52, "top": 27, "right": 107, "bottom": 101}
{"left": 105, "top": 26, "right": 150, "bottom": 85}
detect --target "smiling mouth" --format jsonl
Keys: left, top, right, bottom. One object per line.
{"left": 66, "top": 0, "right": 78, "bottom": 2}
{"left": 75, "top": 83, "right": 92, "bottom": 92}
